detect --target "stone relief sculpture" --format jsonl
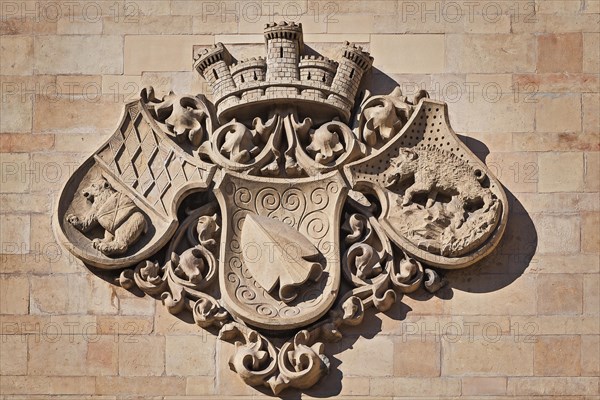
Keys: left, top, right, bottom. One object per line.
{"left": 66, "top": 177, "right": 148, "bottom": 256}
{"left": 54, "top": 21, "right": 508, "bottom": 394}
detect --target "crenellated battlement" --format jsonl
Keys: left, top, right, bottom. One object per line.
{"left": 340, "top": 42, "right": 372, "bottom": 69}
{"left": 298, "top": 55, "right": 338, "bottom": 85}
{"left": 194, "top": 42, "right": 231, "bottom": 75}
{"left": 229, "top": 57, "right": 267, "bottom": 86}
{"left": 263, "top": 21, "right": 304, "bottom": 45}
{"left": 193, "top": 21, "right": 373, "bottom": 123}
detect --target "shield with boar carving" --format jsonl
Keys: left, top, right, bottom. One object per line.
{"left": 345, "top": 95, "right": 508, "bottom": 269}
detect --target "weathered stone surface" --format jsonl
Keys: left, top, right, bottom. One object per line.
{"left": 535, "top": 214, "right": 581, "bottom": 254}
{"left": 0, "top": 17, "right": 56, "bottom": 35}
{"left": 393, "top": 337, "right": 441, "bottom": 377}
{"left": 34, "top": 36, "right": 123, "bottom": 74}
{"left": 335, "top": 336, "right": 395, "bottom": 377}
{"left": 370, "top": 377, "right": 462, "bottom": 397}
{"left": 96, "top": 315, "right": 154, "bottom": 335}
{"left": 371, "top": 34, "right": 445, "bottom": 73}
{"left": 537, "top": 33, "right": 583, "bottom": 73}
{"left": 446, "top": 34, "right": 535, "bottom": 73}
{"left": 193, "top": 15, "right": 238, "bottom": 34}
{"left": 507, "top": 377, "right": 599, "bottom": 396}
{"left": 56, "top": 17, "right": 102, "bottom": 35}
{"left": 534, "top": 335, "right": 581, "bottom": 376}
{"left": 442, "top": 338, "right": 534, "bottom": 376}
{"left": 166, "top": 335, "right": 217, "bottom": 376}
{"left": 86, "top": 336, "right": 119, "bottom": 376}
{"left": 28, "top": 335, "right": 88, "bottom": 376}
{"left": 0, "top": 376, "right": 96, "bottom": 395}
{"left": 535, "top": 94, "right": 582, "bottom": 133}
{"left": 449, "top": 94, "right": 536, "bottom": 133}
{"left": 527, "top": 254, "right": 599, "bottom": 274}
{"left": 118, "top": 336, "right": 165, "bottom": 376}
{"left": 95, "top": 376, "right": 187, "bottom": 396}
{"left": 538, "top": 152, "right": 585, "bottom": 192}
{"left": 124, "top": 35, "right": 213, "bottom": 74}
{"left": 117, "top": 290, "right": 156, "bottom": 316}
{"left": 513, "top": 72, "right": 599, "bottom": 93}
{"left": 583, "top": 32, "right": 600, "bottom": 73}
{"left": 0, "top": 214, "right": 31, "bottom": 256}
{"left": 461, "top": 377, "right": 507, "bottom": 396}
{"left": 485, "top": 152, "right": 538, "bottom": 193}
{"left": 0, "top": 335, "right": 28, "bottom": 375}
{"left": 581, "top": 335, "right": 600, "bottom": 376}
{"left": 447, "top": 275, "right": 537, "bottom": 315}
{"left": 0, "top": 36, "right": 33, "bottom": 75}
{"left": 583, "top": 94, "right": 600, "bottom": 135}
{"left": 511, "top": 315, "right": 599, "bottom": 336}
{"left": 584, "top": 274, "right": 600, "bottom": 315}
{"left": 186, "top": 376, "right": 216, "bottom": 395}
{"left": 29, "top": 274, "right": 70, "bottom": 314}
{"left": 537, "top": 274, "right": 583, "bottom": 315}
{"left": 0, "top": 133, "right": 55, "bottom": 153}
{"left": 582, "top": 212, "right": 600, "bottom": 253}
{"left": 33, "top": 96, "right": 122, "bottom": 134}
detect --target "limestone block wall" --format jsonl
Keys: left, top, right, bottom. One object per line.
{"left": 0, "top": 0, "right": 598, "bottom": 398}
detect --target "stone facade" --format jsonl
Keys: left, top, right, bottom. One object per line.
{"left": 0, "top": 1, "right": 598, "bottom": 399}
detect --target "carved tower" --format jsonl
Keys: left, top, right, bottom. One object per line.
{"left": 194, "top": 43, "right": 235, "bottom": 100}
{"left": 264, "top": 21, "right": 302, "bottom": 81}
{"left": 331, "top": 42, "right": 373, "bottom": 102}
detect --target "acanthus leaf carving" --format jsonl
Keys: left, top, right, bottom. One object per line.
{"left": 268, "top": 330, "right": 330, "bottom": 395}
{"left": 192, "top": 294, "right": 230, "bottom": 328}
{"left": 219, "top": 322, "right": 279, "bottom": 387}
{"left": 141, "top": 86, "right": 215, "bottom": 148}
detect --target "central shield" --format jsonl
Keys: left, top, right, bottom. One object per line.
{"left": 214, "top": 171, "right": 347, "bottom": 330}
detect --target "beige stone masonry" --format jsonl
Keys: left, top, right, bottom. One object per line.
{"left": 370, "top": 34, "right": 445, "bottom": 73}
{"left": 125, "top": 35, "right": 213, "bottom": 74}
{"left": 0, "top": 5, "right": 598, "bottom": 399}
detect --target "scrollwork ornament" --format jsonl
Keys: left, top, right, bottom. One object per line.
{"left": 192, "top": 295, "right": 230, "bottom": 328}
{"left": 269, "top": 330, "right": 330, "bottom": 395}
{"left": 132, "top": 260, "right": 167, "bottom": 296}
{"left": 219, "top": 323, "right": 279, "bottom": 387}
{"left": 141, "top": 86, "right": 215, "bottom": 148}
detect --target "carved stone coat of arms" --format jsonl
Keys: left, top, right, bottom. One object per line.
{"left": 54, "top": 22, "right": 508, "bottom": 394}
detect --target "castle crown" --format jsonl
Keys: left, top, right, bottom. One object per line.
{"left": 194, "top": 21, "right": 373, "bottom": 123}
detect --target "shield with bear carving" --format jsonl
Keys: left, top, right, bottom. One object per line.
{"left": 54, "top": 99, "right": 216, "bottom": 269}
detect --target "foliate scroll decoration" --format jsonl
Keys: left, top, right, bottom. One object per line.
{"left": 141, "top": 86, "right": 216, "bottom": 149}
{"left": 355, "top": 87, "right": 429, "bottom": 151}
{"left": 118, "top": 202, "right": 230, "bottom": 328}
{"left": 219, "top": 323, "right": 329, "bottom": 395}
{"left": 55, "top": 21, "right": 508, "bottom": 395}
{"left": 198, "top": 110, "right": 364, "bottom": 177}
{"left": 197, "top": 114, "right": 279, "bottom": 173}
{"left": 338, "top": 205, "right": 443, "bottom": 315}
{"left": 296, "top": 117, "right": 365, "bottom": 173}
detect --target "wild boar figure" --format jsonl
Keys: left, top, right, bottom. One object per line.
{"left": 385, "top": 147, "right": 495, "bottom": 228}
